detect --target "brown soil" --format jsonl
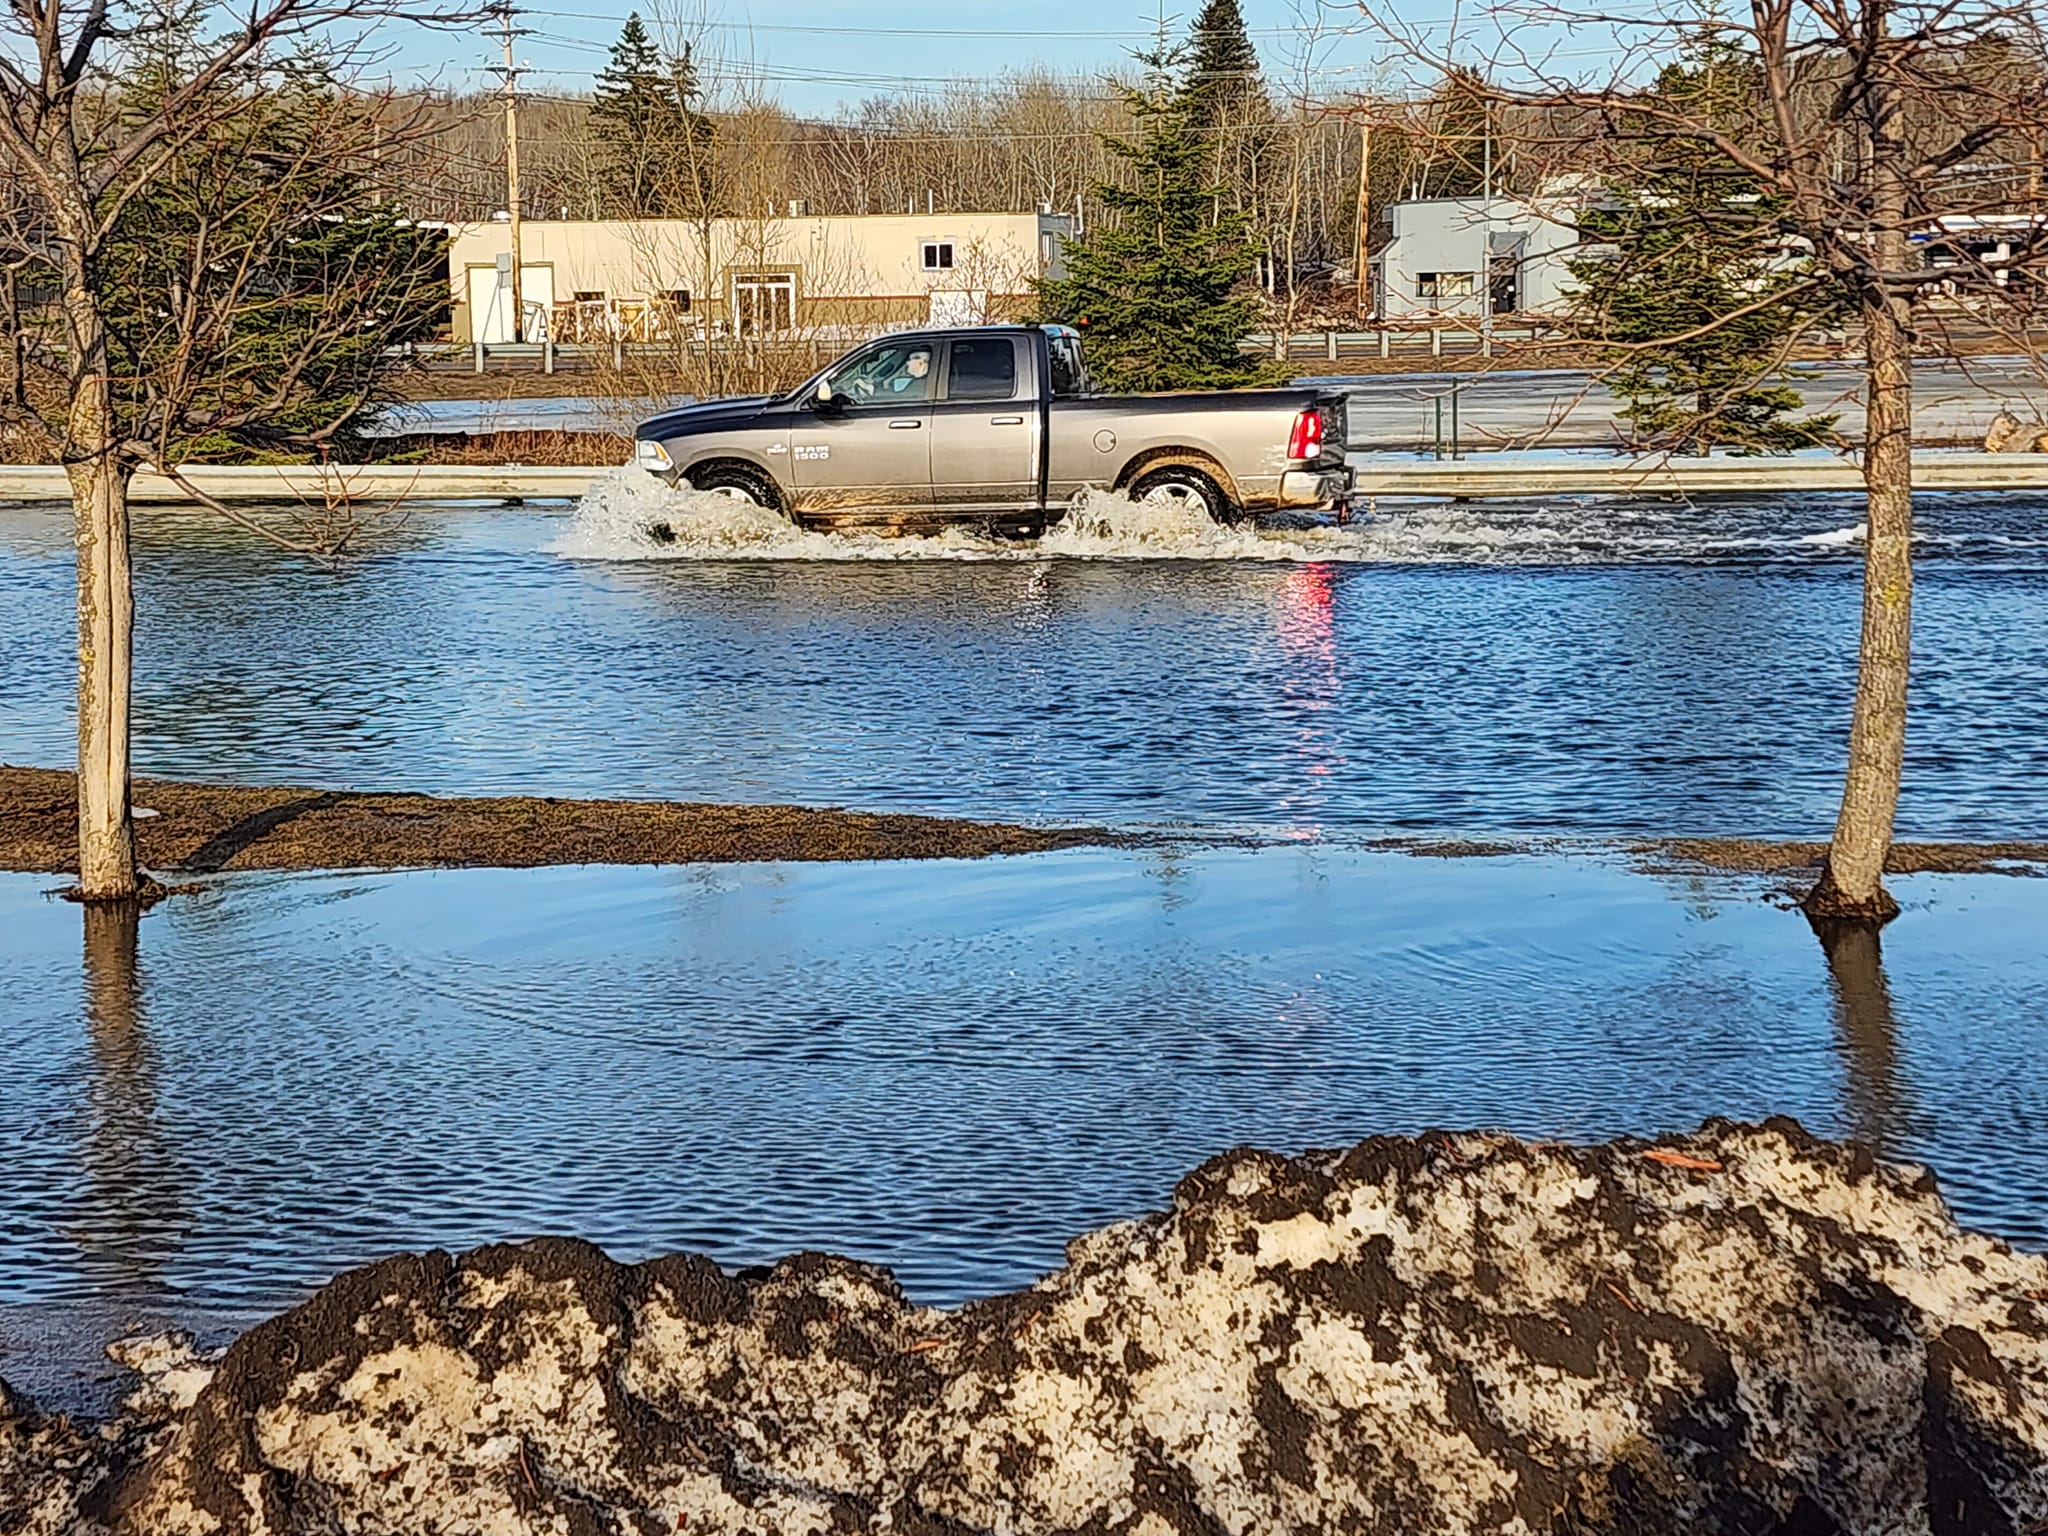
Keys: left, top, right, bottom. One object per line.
{"left": 1639, "top": 836, "right": 2048, "bottom": 877}
{"left": 0, "top": 766, "right": 1108, "bottom": 876}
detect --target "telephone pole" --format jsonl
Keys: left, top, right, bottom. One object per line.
{"left": 1354, "top": 121, "right": 1371, "bottom": 316}
{"left": 485, "top": 2, "right": 529, "bottom": 343}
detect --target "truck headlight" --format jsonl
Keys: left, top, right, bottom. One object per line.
{"left": 635, "top": 439, "right": 674, "bottom": 473}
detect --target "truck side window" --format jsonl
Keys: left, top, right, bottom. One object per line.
{"left": 822, "top": 341, "right": 931, "bottom": 405}
{"left": 947, "top": 338, "right": 1018, "bottom": 402}
{"left": 1048, "top": 336, "right": 1086, "bottom": 398}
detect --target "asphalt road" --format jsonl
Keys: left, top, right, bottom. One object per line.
{"left": 1301, "top": 356, "right": 2048, "bottom": 451}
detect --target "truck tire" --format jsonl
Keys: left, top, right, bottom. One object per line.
{"left": 687, "top": 462, "right": 786, "bottom": 514}
{"left": 1127, "top": 465, "right": 1242, "bottom": 526}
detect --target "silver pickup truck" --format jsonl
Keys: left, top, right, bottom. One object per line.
{"left": 632, "top": 324, "right": 1352, "bottom": 538}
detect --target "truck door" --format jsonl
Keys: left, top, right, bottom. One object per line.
{"left": 789, "top": 337, "right": 936, "bottom": 521}
{"left": 929, "top": 334, "right": 1038, "bottom": 519}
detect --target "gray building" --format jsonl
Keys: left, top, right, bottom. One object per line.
{"left": 1370, "top": 191, "right": 1588, "bottom": 321}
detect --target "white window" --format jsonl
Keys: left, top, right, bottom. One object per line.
{"left": 1416, "top": 271, "right": 1476, "bottom": 304}
{"left": 731, "top": 273, "right": 795, "bottom": 334}
{"left": 921, "top": 241, "right": 955, "bottom": 272}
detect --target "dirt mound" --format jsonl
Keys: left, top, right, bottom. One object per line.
{"left": 0, "top": 766, "right": 1107, "bottom": 876}
{"left": 6, "top": 1121, "right": 2046, "bottom": 1534}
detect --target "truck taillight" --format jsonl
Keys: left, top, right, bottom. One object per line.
{"left": 1288, "top": 409, "right": 1323, "bottom": 462}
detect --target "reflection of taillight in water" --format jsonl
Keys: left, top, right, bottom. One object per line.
{"left": 1287, "top": 408, "right": 1324, "bottom": 462}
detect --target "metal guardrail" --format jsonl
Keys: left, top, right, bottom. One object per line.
{"left": 0, "top": 465, "right": 604, "bottom": 502}
{"left": 1351, "top": 453, "right": 2048, "bottom": 498}
{"left": 6, "top": 454, "right": 2048, "bottom": 505}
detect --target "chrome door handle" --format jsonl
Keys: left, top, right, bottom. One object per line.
{"left": 888, "top": 419, "right": 922, "bottom": 430}
{"left": 990, "top": 415, "right": 1025, "bottom": 425}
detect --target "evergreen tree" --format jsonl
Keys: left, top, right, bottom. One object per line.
{"left": 97, "top": 46, "right": 446, "bottom": 462}
{"left": 592, "top": 14, "right": 712, "bottom": 217}
{"left": 1567, "top": 33, "right": 1838, "bottom": 455}
{"left": 1183, "top": 0, "right": 1262, "bottom": 127}
{"left": 1416, "top": 67, "right": 1491, "bottom": 198}
{"left": 1034, "top": 47, "right": 1277, "bottom": 392}
{"left": 1182, "top": 0, "right": 1272, "bottom": 238}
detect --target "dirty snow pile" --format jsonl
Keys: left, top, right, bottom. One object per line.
{"left": 5, "top": 1120, "right": 2047, "bottom": 1535}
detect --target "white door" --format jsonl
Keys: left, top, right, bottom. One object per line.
{"left": 466, "top": 263, "right": 555, "bottom": 344}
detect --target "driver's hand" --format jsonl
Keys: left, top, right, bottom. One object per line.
{"left": 853, "top": 378, "right": 876, "bottom": 398}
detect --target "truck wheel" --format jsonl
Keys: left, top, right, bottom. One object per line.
{"left": 1128, "top": 466, "right": 1241, "bottom": 525}
{"left": 687, "top": 462, "right": 785, "bottom": 515}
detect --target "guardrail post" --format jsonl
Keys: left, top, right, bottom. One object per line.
{"left": 1326, "top": 331, "right": 1339, "bottom": 362}
{"left": 613, "top": 337, "right": 624, "bottom": 371}
{"left": 473, "top": 342, "right": 485, "bottom": 374}
{"left": 543, "top": 340, "right": 555, "bottom": 375}
{"left": 1379, "top": 330, "right": 1390, "bottom": 359}
{"left": 1431, "top": 328, "right": 1442, "bottom": 359}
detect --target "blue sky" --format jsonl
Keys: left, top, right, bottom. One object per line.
{"left": 436, "top": 0, "right": 1435, "bottom": 111}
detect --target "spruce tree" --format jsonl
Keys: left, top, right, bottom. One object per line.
{"left": 1183, "top": 0, "right": 1262, "bottom": 128}
{"left": 98, "top": 50, "right": 446, "bottom": 462}
{"left": 1035, "top": 47, "right": 1277, "bottom": 392}
{"left": 592, "top": 14, "right": 712, "bottom": 217}
{"left": 1567, "top": 33, "right": 1838, "bottom": 455}
{"left": 1416, "top": 67, "right": 1491, "bottom": 198}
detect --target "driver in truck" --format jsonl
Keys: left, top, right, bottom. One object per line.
{"left": 884, "top": 348, "right": 931, "bottom": 399}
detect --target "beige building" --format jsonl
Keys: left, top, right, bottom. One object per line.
{"left": 448, "top": 212, "right": 1074, "bottom": 346}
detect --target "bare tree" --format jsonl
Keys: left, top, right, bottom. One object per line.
{"left": 0, "top": 0, "right": 471, "bottom": 902}
{"left": 1365, "top": 0, "right": 2047, "bottom": 924}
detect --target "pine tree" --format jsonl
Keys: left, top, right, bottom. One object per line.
{"left": 1183, "top": 0, "right": 1262, "bottom": 128}
{"left": 1567, "top": 34, "right": 1838, "bottom": 455}
{"left": 1182, "top": 0, "right": 1272, "bottom": 242}
{"left": 1034, "top": 47, "right": 1278, "bottom": 392}
{"left": 98, "top": 49, "right": 447, "bottom": 462}
{"left": 1416, "top": 67, "right": 1492, "bottom": 199}
{"left": 592, "top": 14, "right": 712, "bottom": 217}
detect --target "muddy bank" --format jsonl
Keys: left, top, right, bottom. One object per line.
{"left": 5, "top": 1121, "right": 2046, "bottom": 1535}
{"left": 1641, "top": 836, "right": 2048, "bottom": 878}
{"left": 1354, "top": 833, "right": 2048, "bottom": 878}
{"left": 0, "top": 767, "right": 1106, "bottom": 875}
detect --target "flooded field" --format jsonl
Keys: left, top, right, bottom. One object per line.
{"left": 2, "top": 485, "right": 2046, "bottom": 1409}
{"left": 4, "top": 850, "right": 2047, "bottom": 1405}
{"left": 2, "top": 484, "right": 2047, "bottom": 838}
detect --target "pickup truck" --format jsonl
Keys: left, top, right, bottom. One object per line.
{"left": 632, "top": 324, "right": 1352, "bottom": 538}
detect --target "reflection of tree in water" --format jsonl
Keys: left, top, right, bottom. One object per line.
{"left": 1809, "top": 916, "right": 1907, "bottom": 1155}
{"left": 78, "top": 904, "right": 186, "bottom": 1296}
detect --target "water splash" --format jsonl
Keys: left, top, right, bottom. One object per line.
{"left": 1799, "top": 523, "right": 1868, "bottom": 547}
{"left": 546, "top": 466, "right": 2034, "bottom": 566}
{"left": 545, "top": 468, "right": 1009, "bottom": 562}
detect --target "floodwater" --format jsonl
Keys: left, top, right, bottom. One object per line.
{"left": 3, "top": 852, "right": 2047, "bottom": 1408}
{"left": 3, "top": 479, "right": 2047, "bottom": 837}
{"left": 3, "top": 480, "right": 2047, "bottom": 1407}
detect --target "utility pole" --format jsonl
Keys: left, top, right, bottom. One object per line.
{"left": 486, "top": 2, "right": 529, "bottom": 344}
{"left": 1354, "top": 120, "right": 1371, "bottom": 315}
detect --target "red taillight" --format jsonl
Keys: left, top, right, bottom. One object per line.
{"left": 1288, "top": 408, "right": 1323, "bottom": 462}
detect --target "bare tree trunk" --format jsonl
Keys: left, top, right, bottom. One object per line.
{"left": 65, "top": 315, "right": 139, "bottom": 902}
{"left": 1807, "top": 142, "right": 1913, "bottom": 925}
